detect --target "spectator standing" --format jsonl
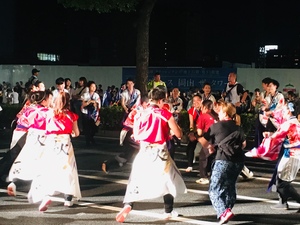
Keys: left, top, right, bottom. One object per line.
{"left": 254, "top": 77, "right": 272, "bottom": 148}
{"left": 14, "top": 82, "right": 23, "bottom": 104}
{"left": 222, "top": 72, "right": 248, "bottom": 115}
{"left": 147, "top": 72, "right": 167, "bottom": 92}
{"left": 71, "top": 77, "right": 88, "bottom": 132}
{"left": 102, "top": 86, "right": 112, "bottom": 107}
{"left": 52, "top": 77, "right": 68, "bottom": 107}
{"left": 201, "top": 82, "right": 216, "bottom": 103}
{"left": 115, "top": 83, "right": 126, "bottom": 105}
{"left": 251, "top": 88, "right": 261, "bottom": 113}
{"left": 81, "top": 81, "right": 101, "bottom": 147}
{"left": 0, "top": 84, "right": 3, "bottom": 104}
{"left": 111, "top": 87, "right": 118, "bottom": 104}
{"left": 261, "top": 79, "right": 285, "bottom": 132}
{"left": 168, "top": 87, "right": 183, "bottom": 158}
{"left": 180, "top": 91, "right": 189, "bottom": 109}
{"left": 120, "top": 78, "right": 141, "bottom": 122}
{"left": 286, "top": 90, "right": 300, "bottom": 121}
{"left": 27, "top": 68, "right": 40, "bottom": 87}
{"left": 64, "top": 78, "right": 74, "bottom": 100}
{"left": 8, "top": 87, "right": 19, "bottom": 105}
{"left": 169, "top": 87, "right": 183, "bottom": 123}
{"left": 96, "top": 84, "right": 104, "bottom": 103}
{"left": 2, "top": 85, "right": 8, "bottom": 104}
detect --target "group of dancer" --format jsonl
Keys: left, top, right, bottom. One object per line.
{"left": 0, "top": 81, "right": 81, "bottom": 211}
{"left": 107, "top": 84, "right": 247, "bottom": 224}
{"left": 113, "top": 75, "right": 300, "bottom": 224}
{"left": 2, "top": 80, "right": 244, "bottom": 224}
{"left": 3, "top": 74, "right": 298, "bottom": 224}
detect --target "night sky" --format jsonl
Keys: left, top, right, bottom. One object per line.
{"left": 2, "top": 0, "right": 300, "bottom": 65}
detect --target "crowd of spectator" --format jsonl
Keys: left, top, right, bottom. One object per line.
{"left": 1, "top": 78, "right": 300, "bottom": 117}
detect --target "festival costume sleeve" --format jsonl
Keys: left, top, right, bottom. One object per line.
{"left": 17, "top": 106, "right": 49, "bottom": 130}
{"left": 250, "top": 121, "right": 290, "bottom": 161}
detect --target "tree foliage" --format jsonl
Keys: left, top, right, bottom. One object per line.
{"left": 58, "top": 0, "right": 140, "bottom": 13}
{"left": 58, "top": 0, "right": 157, "bottom": 95}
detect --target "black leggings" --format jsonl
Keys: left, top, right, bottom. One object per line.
{"left": 186, "top": 140, "right": 197, "bottom": 167}
{"left": 82, "top": 114, "right": 97, "bottom": 144}
{"left": 124, "top": 194, "right": 174, "bottom": 213}
{"left": 277, "top": 178, "right": 300, "bottom": 203}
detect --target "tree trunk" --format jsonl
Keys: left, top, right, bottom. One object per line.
{"left": 135, "top": 0, "right": 157, "bottom": 96}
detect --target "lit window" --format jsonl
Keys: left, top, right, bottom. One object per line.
{"left": 37, "top": 53, "right": 60, "bottom": 62}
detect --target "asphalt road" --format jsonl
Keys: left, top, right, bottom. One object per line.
{"left": 0, "top": 131, "right": 300, "bottom": 225}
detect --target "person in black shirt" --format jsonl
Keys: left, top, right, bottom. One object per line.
{"left": 198, "top": 101, "right": 246, "bottom": 224}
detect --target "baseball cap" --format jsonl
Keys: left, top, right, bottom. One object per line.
{"left": 32, "top": 68, "right": 40, "bottom": 74}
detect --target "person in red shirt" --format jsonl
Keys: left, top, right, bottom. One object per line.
{"left": 195, "top": 99, "right": 218, "bottom": 184}
{"left": 185, "top": 94, "right": 202, "bottom": 172}
{"left": 116, "top": 87, "right": 187, "bottom": 223}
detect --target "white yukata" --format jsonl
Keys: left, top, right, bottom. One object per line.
{"left": 123, "top": 105, "right": 187, "bottom": 203}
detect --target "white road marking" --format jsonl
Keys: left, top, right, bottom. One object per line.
{"left": 1, "top": 169, "right": 299, "bottom": 224}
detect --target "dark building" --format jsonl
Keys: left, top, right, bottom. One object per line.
{"left": 0, "top": 0, "right": 224, "bottom": 67}
{"left": 1, "top": 0, "right": 299, "bottom": 68}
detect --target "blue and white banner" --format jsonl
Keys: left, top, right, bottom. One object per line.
{"left": 122, "top": 67, "right": 236, "bottom": 92}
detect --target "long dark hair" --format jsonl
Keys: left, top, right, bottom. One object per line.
{"left": 79, "top": 77, "right": 88, "bottom": 87}
{"left": 202, "top": 99, "right": 219, "bottom": 121}
{"left": 28, "top": 90, "right": 52, "bottom": 105}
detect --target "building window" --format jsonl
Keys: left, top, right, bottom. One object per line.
{"left": 37, "top": 53, "right": 60, "bottom": 62}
